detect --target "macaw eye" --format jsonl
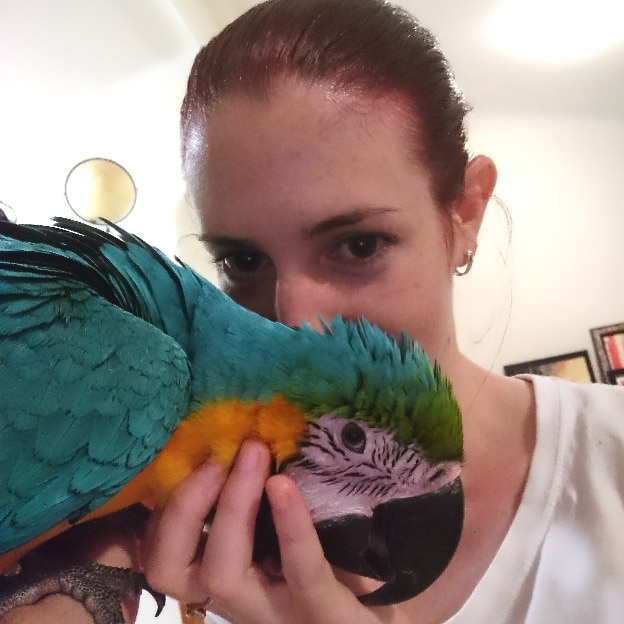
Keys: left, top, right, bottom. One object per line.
{"left": 341, "top": 422, "right": 366, "bottom": 454}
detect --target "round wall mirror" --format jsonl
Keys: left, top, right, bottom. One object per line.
{"left": 64, "top": 157, "right": 137, "bottom": 224}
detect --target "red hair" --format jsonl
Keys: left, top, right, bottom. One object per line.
{"left": 181, "top": 0, "right": 471, "bottom": 210}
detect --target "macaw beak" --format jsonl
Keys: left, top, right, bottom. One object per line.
{"left": 314, "top": 477, "right": 464, "bottom": 606}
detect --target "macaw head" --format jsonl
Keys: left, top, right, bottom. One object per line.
{"left": 250, "top": 317, "right": 463, "bottom": 606}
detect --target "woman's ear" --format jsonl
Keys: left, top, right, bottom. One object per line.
{"left": 451, "top": 155, "right": 497, "bottom": 268}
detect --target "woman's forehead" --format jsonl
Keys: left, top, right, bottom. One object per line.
{"left": 185, "top": 79, "right": 434, "bottom": 235}
{"left": 188, "top": 78, "right": 416, "bottom": 160}
{"left": 188, "top": 84, "right": 421, "bottom": 188}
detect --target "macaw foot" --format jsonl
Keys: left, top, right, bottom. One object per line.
{"left": 0, "top": 561, "right": 165, "bottom": 624}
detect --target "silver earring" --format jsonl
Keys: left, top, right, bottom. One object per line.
{"left": 454, "top": 250, "right": 475, "bottom": 276}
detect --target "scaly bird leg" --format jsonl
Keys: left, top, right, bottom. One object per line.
{"left": 0, "top": 561, "right": 165, "bottom": 624}
{"left": 0, "top": 505, "right": 165, "bottom": 624}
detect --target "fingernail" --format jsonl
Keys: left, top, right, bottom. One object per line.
{"left": 236, "top": 440, "right": 266, "bottom": 472}
{"left": 200, "top": 460, "right": 224, "bottom": 477}
{"left": 266, "top": 477, "right": 291, "bottom": 513}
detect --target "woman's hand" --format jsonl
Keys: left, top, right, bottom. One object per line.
{"left": 141, "top": 440, "right": 384, "bottom": 624}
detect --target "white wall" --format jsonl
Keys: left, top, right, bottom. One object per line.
{"left": 455, "top": 113, "right": 624, "bottom": 376}
{"left": 0, "top": 54, "right": 194, "bottom": 256}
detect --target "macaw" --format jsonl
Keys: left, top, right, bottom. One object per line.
{"left": 0, "top": 218, "right": 464, "bottom": 622}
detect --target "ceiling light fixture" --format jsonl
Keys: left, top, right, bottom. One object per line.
{"left": 485, "top": 0, "right": 624, "bottom": 62}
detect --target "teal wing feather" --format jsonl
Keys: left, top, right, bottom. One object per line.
{"left": 0, "top": 223, "right": 192, "bottom": 554}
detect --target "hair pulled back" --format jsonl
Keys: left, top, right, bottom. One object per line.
{"left": 181, "top": 0, "right": 471, "bottom": 209}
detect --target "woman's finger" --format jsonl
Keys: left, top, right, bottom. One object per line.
{"left": 198, "top": 440, "right": 271, "bottom": 596}
{"left": 142, "top": 460, "right": 226, "bottom": 598}
{"left": 266, "top": 475, "right": 369, "bottom": 623}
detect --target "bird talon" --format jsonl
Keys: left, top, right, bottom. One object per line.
{"left": 0, "top": 561, "right": 164, "bottom": 624}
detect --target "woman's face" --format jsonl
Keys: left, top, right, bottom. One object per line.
{"left": 185, "top": 79, "right": 459, "bottom": 363}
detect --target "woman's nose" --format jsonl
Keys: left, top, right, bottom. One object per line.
{"left": 274, "top": 274, "right": 339, "bottom": 330}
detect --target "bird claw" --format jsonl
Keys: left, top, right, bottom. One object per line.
{"left": 0, "top": 561, "right": 165, "bottom": 624}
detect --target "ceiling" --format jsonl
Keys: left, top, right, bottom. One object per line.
{"left": 1, "top": 0, "right": 623, "bottom": 119}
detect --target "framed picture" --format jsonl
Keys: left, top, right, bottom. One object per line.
{"left": 504, "top": 350, "right": 596, "bottom": 383}
{"left": 607, "top": 368, "right": 624, "bottom": 386}
{"left": 590, "top": 323, "right": 624, "bottom": 383}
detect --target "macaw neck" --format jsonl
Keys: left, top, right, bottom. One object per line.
{"left": 181, "top": 274, "right": 300, "bottom": 407}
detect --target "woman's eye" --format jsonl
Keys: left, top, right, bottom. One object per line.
{"left": 340, "top": 421, "right": 367, "bottom": 454}
{"left": 224, "top": 252, "right": 261, "bottom": 273}
{"left": 345, "top": 234, "right": 380, "bottom": 259}
{"left": 331, "top": 233, "right": 395, "bottom": 266}
{"left": 215, "top": 250, "right": 271, "bottom": 279}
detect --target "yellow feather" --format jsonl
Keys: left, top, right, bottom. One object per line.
{"left": 146, "top": 394, "right": 307, "bottom": 506}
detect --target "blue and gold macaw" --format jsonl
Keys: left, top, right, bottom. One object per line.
{"left": 0, "top": 218, "right": 463, "bottom": 622}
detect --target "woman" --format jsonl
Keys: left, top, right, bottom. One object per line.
{"left": 142, "top": 1, "right": 624, "bottom": 623}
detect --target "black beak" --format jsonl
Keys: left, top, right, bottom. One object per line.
{"left": 314, "top": 477, "right": 464, "bottom": 606}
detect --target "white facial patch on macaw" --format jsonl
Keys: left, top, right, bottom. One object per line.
{"left": 283, "top": 414, "right": 461, "bottom": 524}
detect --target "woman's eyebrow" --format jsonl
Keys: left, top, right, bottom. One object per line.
{"left": 198, "top": 235, "right": 263, "bottom": 258}
{"left": 198, "top": 206, "right": 398, "bottom": 248}
{"left": 198, "top": 234, "right": 257, "bottom": 249}
{"left": 304, "top": 206, "right": 398, "bottom": 238}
